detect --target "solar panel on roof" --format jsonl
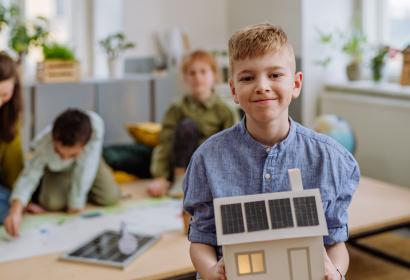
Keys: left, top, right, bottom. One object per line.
{"left": 293, "top": 196, "right": 319, "bottom": 227}
{"left": 221, "top": 203, "right": 245, "bottom": 234}
{"left": 268, "top": 198, "right": 294, "bottom": 229}
{"left": 60, "top": 230, "right": 159, "bottom": 269}
{"left": 244, "top": 200, "right": 269, "bottom": 232}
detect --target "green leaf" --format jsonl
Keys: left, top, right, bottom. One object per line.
{"left": 42, "top": 43, "right": 75, "bottom": 60}
{"left": 99, "top": 32, "right": 136, "bottom": 59}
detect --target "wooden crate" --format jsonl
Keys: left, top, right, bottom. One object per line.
{"left": 36, "top": 60, "right": 81, "bottom": 83}
{"left": 400, "top": 47, "right": 410, "bottom": 86}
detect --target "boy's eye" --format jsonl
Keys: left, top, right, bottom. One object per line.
{"left": 269, "top": 73, "right": 284, "bottom": 79}
{"left": 239, "top": 76, "right": 253, "bottom": 82}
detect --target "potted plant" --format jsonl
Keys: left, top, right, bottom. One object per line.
{"left": 0, "top": 4, "right": 8, "bottom": 31}
{"left": 99, "top": 32, "right": 136, "bottom": 78}
{"left": 370, "top": 46, "right": 401, "bottom": 82}
{"left": 7, "top": 5, "right": 49, "bottom": 65}
{"left": 36, "top": 43, "right": 80, "bottom": 83}
{"left": 317, "top": 26, "right": 366, "bottom": 81}
{"left": 342, "top": 29, "right": 366, "bottom": 81}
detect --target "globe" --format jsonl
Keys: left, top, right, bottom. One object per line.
{"left": 312, "top": 114, "right": 356, "bottom": 154}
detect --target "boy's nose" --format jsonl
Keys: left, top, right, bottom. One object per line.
{"left": 255, "top": 77, "right": 271, "bottom": 94}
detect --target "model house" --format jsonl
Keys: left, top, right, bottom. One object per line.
{"left": 214, "top": 169, "right": 328, "bottom": 280}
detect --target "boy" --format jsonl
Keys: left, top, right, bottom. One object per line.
{"left": 147, "top": 50, "right": 238, "bottom": 197}
{"left": 183, "top": 24, "right": 359, "bottom": 280}
{"left": 5, "top": 109, "right": 120, "bottom": 237}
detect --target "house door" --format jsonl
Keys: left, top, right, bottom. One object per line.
{"left": 287, "top": 247, "right": 312, "bottom": 280}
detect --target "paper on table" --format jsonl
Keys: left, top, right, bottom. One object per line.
{"left": 0, "top": 199, "right": 183, "bottom": 262}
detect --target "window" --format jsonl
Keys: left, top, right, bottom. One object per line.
{"left": 236, "top": 251, "right": 266, "bottom": 275}
{"left": 362, "top": 0, "right": 410, "bottom": 49}
{"left": 25, "top": 0, "right": 73, "bottom": 44}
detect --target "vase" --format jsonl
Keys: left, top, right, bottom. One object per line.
{"left": 107, "top": 57, "right": 121, "bottom": 78}
{"left": 346, "top": 62, "right": 361, "bottom": 81}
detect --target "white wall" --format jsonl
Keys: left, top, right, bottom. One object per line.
{"left": 226, "top": 0, "right": 301, "bottom": 56}
{"left": 321, "top": 91, "right": 410, "bottom": 188}
{"left": 123, "top": 0, "right": 228, "bottom": 57}
{"left": 96, "top": 0, "right": 354, "bottom": 125}
{"left": 301, "top": 0, "right": 354, "bottom": 125}
{"left": 92, "top": 0, "right": 123, "bottom": 78}
{"left": 72, "top": 0, "right": 93, "bottom": 77}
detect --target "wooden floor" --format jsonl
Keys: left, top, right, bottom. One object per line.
{"left": 346, "top": 230, "right": 410, "bottom": 280}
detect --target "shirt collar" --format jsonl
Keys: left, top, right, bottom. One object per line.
{"left": 238, "top": 117, "right": 296, "bottom": 152}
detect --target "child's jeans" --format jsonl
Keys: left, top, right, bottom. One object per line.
{"left": 0, "top": 184, "right": 10, "bottom": 224}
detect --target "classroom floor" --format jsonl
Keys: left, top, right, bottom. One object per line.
{"left": 346, "top": 229, "right": 410, "bottom": 279}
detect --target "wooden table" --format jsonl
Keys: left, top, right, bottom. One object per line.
{"left": 0, "top": 181, "right": 196, "bottom": 280}
{"left": 347, "top": 177, "right": 410, "bottom": 268}
{"left": 1, "top": 177, "right": 409, "bottom": 279}
{"left": 349, "top": 177, "right": 410, "bottom": 236}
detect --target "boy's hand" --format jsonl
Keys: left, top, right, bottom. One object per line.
{"left": 323, "top": 248, "right": 342, "bottom": 280}
{"left": 147, "top": 177, "right": 171, "bottom": 197}
{"left": 26, "top": 202, "right": 46, "bottom": 214}
{"left": 206, "top": 258, "right": 226, "bottom": 280}
{"left": 4, "top": 200, "right": 24, "bottom": 237}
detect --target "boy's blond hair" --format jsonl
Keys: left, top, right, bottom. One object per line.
{"left": 228, "top": 23, "right": 296, "bottom": 73}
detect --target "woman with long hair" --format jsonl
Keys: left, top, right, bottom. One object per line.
{"left": 0, "top": 52, "right": 24, "bottom": 224}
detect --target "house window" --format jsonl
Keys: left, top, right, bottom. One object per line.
{"left": 236, "top": 251, "right": 266, "bottom": 276}
{"left": 362, "top": 0, "right": 410, "bottom": 49}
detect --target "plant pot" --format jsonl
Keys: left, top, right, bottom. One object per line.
{"left": 346, "top": 62, "right": 361, "bottom": 81}
{"left": 36, "top": 60, "right": 81, "bottom": 83}
{"left": 107, "top": 58, "right": 121, "bottom": 78}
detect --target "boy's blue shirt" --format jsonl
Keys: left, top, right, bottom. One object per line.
{"left": 183, "top": 118, "right": 360, "bottom": 246}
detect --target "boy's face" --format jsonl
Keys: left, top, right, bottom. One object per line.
{"left": 229, "top": 49, "right": 302, "bottom": 125}
{"left": 53, "top": 141, "right": 85, "bottom": 160}
{"left": 183, "top": 60, "right": 216, "bottom": 102}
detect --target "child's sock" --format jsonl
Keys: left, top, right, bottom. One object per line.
{"left": 168, "top": 174, "right": 185, "bottom": 198}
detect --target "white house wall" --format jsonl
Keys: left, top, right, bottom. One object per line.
{"left": 223, "top": 236, "right": 324, "bottom": 280}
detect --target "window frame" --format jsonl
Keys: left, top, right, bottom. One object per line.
{"left": 361, "top": 0, "right": 410, "bottom": 49}
{"left": 235, "top": 250, "right": 267, "bottom": 276}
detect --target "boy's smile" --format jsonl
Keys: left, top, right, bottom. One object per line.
{"left": 229, "top": 49, "right": 302, "bottom": 127}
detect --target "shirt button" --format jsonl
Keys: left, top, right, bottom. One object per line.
{"left": 264, "top": 173, "right": 271, "bottom": 180}
{"left": 265, "top": 147, "right": 271, "bottom": 153}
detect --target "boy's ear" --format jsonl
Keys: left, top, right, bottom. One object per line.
{"left": 292, "top": 71, "right": 303, "bottom": 99}
{"left": 229, "top": 80, "right": 239, "bottom": 104}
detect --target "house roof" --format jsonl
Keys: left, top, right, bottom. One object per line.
{"left": 214, "top": 188, "right": 328, "bottom": 246}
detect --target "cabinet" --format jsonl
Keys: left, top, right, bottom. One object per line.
{"left": 24, "top": 73, "right": 177, "bottom": 150}
{"left": 96, "top": 80, "right": 150, "bottom": 144}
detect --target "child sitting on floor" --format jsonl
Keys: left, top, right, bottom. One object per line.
{"left": 104, "top": 50, "right": 239, "bottom": 197}
{"left": 147, "top": 50, "right": 239, "bottom": 197}
{"left": 4, "top": 109, "right": 120, "bottom": 237}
